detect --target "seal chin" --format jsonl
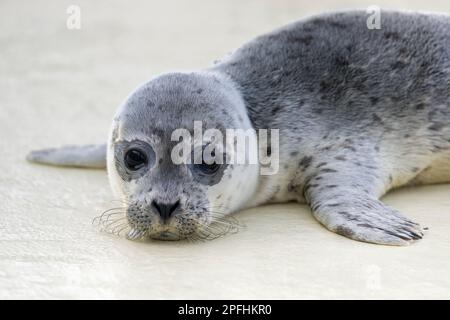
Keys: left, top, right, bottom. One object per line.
{"left": 126, "top": 227, "right": 183, "bottom": 241}
{"left": 149, "top": 230, "right": 182, "bottom": 241}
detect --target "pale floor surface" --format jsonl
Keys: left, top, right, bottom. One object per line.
{"left": 1, "top": 0, "right": 450, "bottom": 299}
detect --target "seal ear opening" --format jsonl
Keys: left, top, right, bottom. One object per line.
{"left": 26, "top": 144, "right": 106, "bottom": 169}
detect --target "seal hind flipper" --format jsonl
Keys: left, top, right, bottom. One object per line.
{"left": 27, "top": 144, "right": 106, "bottom": 169}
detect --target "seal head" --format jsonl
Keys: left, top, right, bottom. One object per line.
{"left": 107, "top": 71, "right": 259, "bottom": 240}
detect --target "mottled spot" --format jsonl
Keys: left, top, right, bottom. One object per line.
{"left": 390, "top": 96, "right": 401, "bottom": 103}
{"left": 343, "top": 145, "right": 357, "bottom": 152}
{"left": 429, "top": 122, "right": 445, "bottom": 131}
{"left": 271, "top": 106, "right": 280, "bottom": 116}
{"left": 320, "top": 168, "right": 338, "bottom": 173}
{"left": 314, "top": 108, "right": 323, "bottom": 115}
{"left": 312, "top": 18, "right": 346, "bottom": 29}
{"left": 335, "top": 156, "right": 346, "bottom": 161}
{"left": 320, "top": 80, "right": 331, "bottom": 92}
{"left": 372, "top": 113, "right": 383, "bottom": 123}
{"left": 432, "top": 145, "right": 446, "bottom": 152}
{"left": 290, "top": 151, "right": 299, "bottom": 157}
{"left": 390, "top": 60, "right": 408, "bottom": 70}
{"left": 357, "top": 223, "right": 374, "bottom": 229}
{"left": 329, "top": 21, "right": 347, "bottom": 29}
{"left": 335, "top": 225, "right": 355, "bottom": 238}
{"left": 316, "top": 162, "right": 327, "bottom": 168}
{"left": 370, "top": 97, "right": 379, "bottom": 105}
{"left": 384, "top": 31, "right": 400, "bottom": 40}
{"left": 299, "top": 156, "right": 313, "bottom": 169}
{"left": 334, "top": 55, "right": 349, "bottom": 67}
{"left": 288, "top": 34, "right": 313, "bottom": 45}
{"left": 415, "top": 103, "right": 426, "bottom": 110}
{"left": 287, "top": 182, "right": 297, "bottom": 193}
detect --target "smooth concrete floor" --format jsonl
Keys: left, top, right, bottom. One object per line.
{"left": 1, "top": 0, "right": 450, "bottom": 299}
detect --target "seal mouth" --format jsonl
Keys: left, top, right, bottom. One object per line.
{"left": 94, "top": 208, "right": 242, "bottom": 242}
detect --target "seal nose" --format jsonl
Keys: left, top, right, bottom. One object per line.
{"left": 151, "top": 200, "right": 180, "bottom": 222}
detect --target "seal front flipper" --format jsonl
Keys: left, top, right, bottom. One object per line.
{"left": 26, "top": 144, "right": 106, "bottom": 169}
{"left": 303, "top": 163, "right": 424, "bottom": 246}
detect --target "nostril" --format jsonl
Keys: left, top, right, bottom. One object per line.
{"left": 151, "top": 200, "right": 180, "bottom": 221}
{"left": 151, "top": 200, "right": 161, "bottom": 214}
{"left": 170, "top": 200, "right": 180, "bottom": 214}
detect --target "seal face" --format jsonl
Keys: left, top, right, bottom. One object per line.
{"left": 107, "top": 72, "right": 260, "bottom": 240}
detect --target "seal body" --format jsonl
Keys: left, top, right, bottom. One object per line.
{"left": 211, "top": 11, "right": 450, "bottom": 244}
{"left": 215, "top": 11, "right": 450, "bottom": 202}
{"left": 28, "top": 11, "right": 450, "bottom": 245}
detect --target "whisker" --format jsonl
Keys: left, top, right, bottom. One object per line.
{"left": 93, "top": 206, "right": 127, "bottom": 226}
{"left": 115, "top": 225, "right": 131, "bottom": 236}
{"left": 102, "top": 218, "right": 128, "bottom": 229}
{"left": 110, "top": 222, "right": 130, "bottom": 235}
{"left": 105, "top": 212, "right": 126, "bottom": 224}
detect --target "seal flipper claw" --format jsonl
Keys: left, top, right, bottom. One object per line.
{"left": 27, "top": 144, "right": 106, "bottom": 169}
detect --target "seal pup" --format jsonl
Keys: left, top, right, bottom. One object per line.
{"left": 28, "top": 11, "right": 450, "bottom": 245}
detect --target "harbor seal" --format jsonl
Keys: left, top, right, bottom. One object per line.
{"left": 27, "top": 11, "right": 450, "bottom": 245}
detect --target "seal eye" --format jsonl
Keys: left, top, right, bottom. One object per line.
{"left": 196, "top": 161, "right": 221, "bottom": 175}
{"left": 124, "top": 148, "right": 148, "bottom": 171}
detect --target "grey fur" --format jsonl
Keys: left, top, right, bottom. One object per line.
{"left": 28, "top": 10, "right": 450, "bottom": 245}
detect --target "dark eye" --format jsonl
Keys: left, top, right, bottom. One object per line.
{"left": 124, "top": 148, "right": 148, "bottom": 171}
{"left": 196, "top": 160, "right": 221, "bottom": 175}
